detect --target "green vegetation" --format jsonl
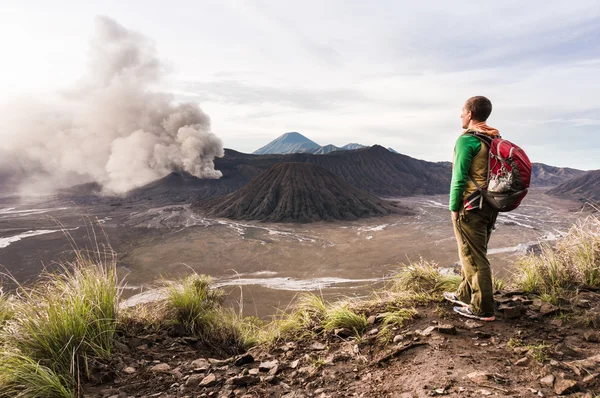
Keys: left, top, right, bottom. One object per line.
{"left": 390, "top": 258, "right": 461, "bottom": 303}
{"left": 0, "top": 251, "right": 120, "bottom": 398}
{"left": 0, "top": 289, "right": 14, "bottom": 328}
{"left": 514, "top": 214, "right": 600, "bottom": 301}
{"left": 322, "top": 303, "right": 368, "bottom": 336}
{"left": 164, "top": 273, "right": 256, "bottom": 355}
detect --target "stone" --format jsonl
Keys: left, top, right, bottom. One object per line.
{"left": 310, "top": 342, "right": 326, "bottom": 351}
{"left": 550, "top": 319, "right": 563, "bottom": 327}
{"left": 227, "top": 375, "right": 260, "bottom": 386}
{"left": 466, "top": 371, "right": 491, "bottom": 384}
{"left": 436, "top": 324, "right": 457, "bottom": 335}
{"left": 499, "top": 305, "right": 521, "bottom": 319}
{"left": 367, "top": 315, "right": 376, "bottom": 325}
{"left": 417, "top": 326, "right": 436, "bottom": 337}
{"left": 150, "top": 363, "right": 171, "bottom": 373}
{"left": 582, "top": 373, "right": 599, "bottom": 384}
{"left": 367, "top": 328, "right": 379, "bottom": 336}
{"left": 191, "top": 358, "right": 210, "bottom": 371}
{"left": 209, "top": 358, "right": 229, "bottom": 366}
{"left": 584, "top": 331, "right": 600, "bottom": 343}
{"left": 474, "top": 331, "right": 491, "bottom": 339}
{"left": 199, "top": 374, "right": 218, "bottom": 387}
{"left": 259, "top": 361, "right": 278, "bottom": 372}
{"left": 268, "top": 365, "right": 279, "bottom": 376}
{"left": 515, "top": 356, "right": 530, "bottom": 366}
{"left": 248, "top": 368, "right": 259, "bottom": 375}
{"left": 540, "top": 302, "right": 559, "bottom": 317}
{"left": 464, "top": 320, "right": 483, "bottom": 329}
{"left": 553, "top": 379, "right": 577, "bottom": 395}
{"left": 393, "top": 335, "right": 404, "bottom": 343}
{"left": 122, "top": 367, "right": 136, "bottom": 374}
{"left": 234, "top": 354, "right": 254, "bottom": 366}
{"left": 539, "top": 374, "right": 555, "bottom": 387}
{"left": 264, "top": 375, "right": 277, "bottom": 384}
{"left": 185, "top": 373, "right": 204, "bottom": 387}
{"left": 290, "top": 359, "right": 300, "bottom": 369}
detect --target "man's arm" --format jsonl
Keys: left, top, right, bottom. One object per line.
{"left": 449, "top": 135, "right": 481, "bottom": 214}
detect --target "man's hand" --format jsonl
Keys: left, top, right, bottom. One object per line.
{"left": 451, "top": 211, "right": 459, "bottom": 221}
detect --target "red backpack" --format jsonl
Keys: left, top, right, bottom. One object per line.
{"left": 467, "top": 132, "right": 532, "bottom": 212}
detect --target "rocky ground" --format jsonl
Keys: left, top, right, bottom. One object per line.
{"left": 84, "top": 290, "right": 600, "bottom": 398}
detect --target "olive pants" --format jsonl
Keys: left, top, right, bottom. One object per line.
{"left": 452, "top": 205, "right": 498, "bottom": 317}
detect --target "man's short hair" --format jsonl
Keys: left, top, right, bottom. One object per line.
{"left": 465, "top": 96, "right": 492, "bottom": 122}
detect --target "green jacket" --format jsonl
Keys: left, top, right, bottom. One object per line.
{"left": 449, "top": 132, "right": 489, "bottom": 212}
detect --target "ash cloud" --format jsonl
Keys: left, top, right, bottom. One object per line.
{"left": 0, "top": 16, "right": 224, "bottom": 196}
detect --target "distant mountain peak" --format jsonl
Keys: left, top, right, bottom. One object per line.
{"left": 253, "top": 132, "right": 320, "bottom": 155}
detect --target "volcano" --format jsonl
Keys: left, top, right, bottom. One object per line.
{"left": 196, "top": 163, "right": 405, "bottom": 222}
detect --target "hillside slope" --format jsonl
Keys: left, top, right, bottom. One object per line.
{"left": 196, "top": 162, "right": 403, "bottom": 222}
{"left": 548, "top": 169, "right": 600, "bottom": 202}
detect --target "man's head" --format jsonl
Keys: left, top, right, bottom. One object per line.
{"left": 461, "top": 96, "right": 492, "bottom": 129}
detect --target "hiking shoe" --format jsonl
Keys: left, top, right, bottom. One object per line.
{"left": 443, "top": 292, "right": 468, "bottom": 307}
{"left": 453, "top": 306, "right": 496, "bottom": 322}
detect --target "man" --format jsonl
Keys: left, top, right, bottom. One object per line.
{"left": 444, "top": 96, "right": 499, "bottom": 322}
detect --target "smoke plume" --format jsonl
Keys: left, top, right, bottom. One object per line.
{"left": 0, "top": 16, "right": 224, "bottom": 195}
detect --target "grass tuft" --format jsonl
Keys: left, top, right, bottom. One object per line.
{"left": 514, "top": 214, "right": 600, "bottom": 299}
{"left": 164, "top": 273, "right": 255, "bottom": 355}
{"left": 322, "top": 303, "right": 368, "bottom": 336}
{"left": 0, "top": 288, "right": 14, "bottom": 329}
{"left": 390, "top": 258, "right": 461, "bottom": 303}
{"left": 0, "top": 249, "right": 120, "bottom": 397}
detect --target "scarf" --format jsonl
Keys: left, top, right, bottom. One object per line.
{"left": 465, "top": 121, "right": 500, "bottom": 138}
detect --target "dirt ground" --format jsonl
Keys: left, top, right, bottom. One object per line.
{"left": 83, "top": 289, "right": 600, "bottom": 398}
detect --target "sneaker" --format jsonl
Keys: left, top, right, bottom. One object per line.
{"left": 453, "top": 306, "right": 496, "bottom": 322}
{"left": 443, "top": 292, "right": 468, "bottom": 307}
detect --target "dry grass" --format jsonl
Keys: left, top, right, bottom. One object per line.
{"left": 514, "top": 213, "right": 600, "bottom": 300}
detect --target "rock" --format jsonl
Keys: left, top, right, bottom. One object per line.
{"left": 393, "top": 335, "right": 404, "bottom": 343}
{"left": 191, "top": 358, "right": 210, "bottom": 371}
{"left": 582, "top": 373, "right": 599, "bottom": 384}
{"left": 234, "top": 354, "right": 254, "bottom": 366}
{"left": 122, "top": 366, "right": 136, "bottom": 375}
{"left": 259, "top": 361, "right": 278, "bottom": 372}
{"left": 466, "top": 371, "right": 491, "bottom": 384}
{"left": 539, "top": 374, "right": 555, "bottom": 387}
{"left": 248, "top": 368, "right": 260, "bottom": 376}
{"left": 436, "top": 324, "right": 457, "bottom": 335}
{"left": 554, "top": 379, "right": 577, "bottom": 395}
{"left": 185, "top": 373, "right": 204, "bottom": 387}
{"left": 474, "top": 331, "right": 491, "bottom": 339}
{"left": 209, "top": 358, "right": 229, "bottom": 366}
{"left": 555, "top": 343, "right": 581, "bottom": 358}
{"left": 367, "top": 328, "right": 379, "bottom": 336}
{"left": 268, "top": 365, "right": 279, "bottom": 376}
{"left": 498, "top": 305, "right": 521, "bottom": 319}
{"left": 367, "top": 315, "right": 376, "bottom": 325}
{"left": 584, "top": 331, "right": 600, "bottom": 343}
{"left": 550, "top": 319, "right": 563, "bottom": 327}
{"left": 227, "top": 375, "right": 260, "bottom": 386}
{"left": 290, "top": 359, "right": 300, "bottom": 369}
{"left": 199, "top": 374, "right": 218, "bottom": 387}
{"left": 310, "top": 342, "right": 326, "bottom": 351}
{"left": 150, "top": 363, "right": 171, "bottom": 373}
{"left": 515, "top": 356, "right": 530, "bottom": 366}
{"left": 464, "top": 320, "right": 483, "bottom": 329}
{"left": 540, "top": 302, "right": 559, "bottom": 317}
{"left": 264, "top": 375, "right": 278, "bottom": 384}
{"left": 417, "top": 326, "right": 436, "bottom": 337}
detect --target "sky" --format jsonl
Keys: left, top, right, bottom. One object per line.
{"left": 1, "top": 0, "right": 599, "bottom": 170}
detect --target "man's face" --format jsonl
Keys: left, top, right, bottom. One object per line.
{"left": 461, "top": 105, "right": 471, "bottom": 129}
